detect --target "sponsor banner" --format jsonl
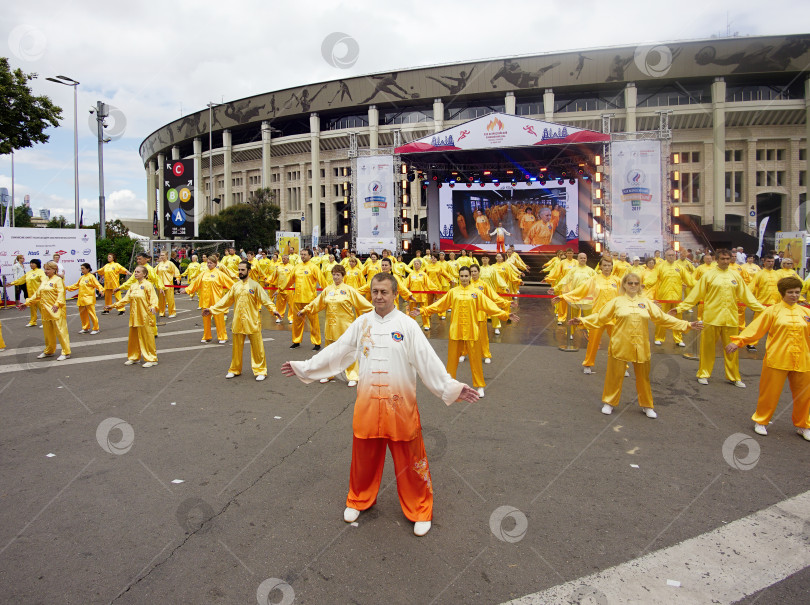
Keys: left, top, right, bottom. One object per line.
{"left": 276, "top": 231, "right": 301, "bottom": 256}
{"left": 0, "top": 228, "right": 98, "bottom": 287}
{"left": 775, "top": 230, "right": 804, "bottom": 267}
{"left": 609, "top": 140, "right": 664, "bottom": 257}
{"left": 355, "top": 155, "right": 396, "bottom": 254}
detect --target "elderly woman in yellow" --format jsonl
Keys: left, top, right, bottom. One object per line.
{"left": 554, "top": 257, "right": 621, "bottom": 375}
{"left": 725, "top": 276, "right": 810, "bottom": 441}
{"left": 11, "top": 258, "right": 47, "bottom": 327}
{"left": 22, "top": 261, "right": 72, "bottom": 360}
{"left": 66, "top": 263, "right": 104, "bottom": 334}
{"left": 465, "top": 264, "right": 511, "bottom": 365}
{"left": 321, "top": 254, "right": 339, "bottom": 285}
{"left": 424, "top": 253, "right": 454, "bottom": 321}
{"left": 186, "top": 255, "right": 234, "bottom": 344}
{"left": 106, "top": 265, "right": 159, "bottom": 367}
{"left": 95, "top": 253, "right": 130, "bottom": 312}
{"left": 478, "top": 256, "right": 511, "bottom": 335}
{"left": 343, "top": 256, "right": 366, "bottom": 289}
{"left": 299, "top": 264, "right": 373, "bottom": 387}
{"left": 570, "top": 272, "right": 703, "bottom": 418}
{"left": 404, "top": 258, "right": 432, "bottom": 331}
{"left": 419, "top": 265, "right": 518, "bottom": 397}
{"left": 180, "top": 254, "right": 202, "bottom": 300}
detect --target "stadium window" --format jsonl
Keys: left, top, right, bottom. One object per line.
{"left": 800, "top": 171, "right": 806, "bottom": 187}
{"left": 756, "top": 150, "right": 764, "bottom": 161}
{"left": 776, "top": 171, "right": 785, "bottom": 186}
{"left": 767, "top": 149, "right": 775, "bottom": 161}
{"left": 776, "top": 149, "right": 785, "bottom": 161}
{"left": 801, "top": 149, "right": 807, "bottom": 161}
{"left": 725, "top": 172, "right": 742, "bottom": 203}
{"left": 756, "top": 171, "right": 764, "bottom": 186}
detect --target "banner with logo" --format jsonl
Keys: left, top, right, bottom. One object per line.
{"left": 276, "top": 231, "right": 301, "bottom": 257}
{"left": 0, "top": 228, "right": 98, "bottom": 291}
{"left": 162, "top": 158, "right": 195, "bottom": 238}
{"left": 355, "top": 155, "right": 396, "bottom": 254}
{"left": 608, "top": 140, "right": 663, "bottom": 257}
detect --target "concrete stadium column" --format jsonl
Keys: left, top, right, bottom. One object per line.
{"left": 624, "top": 83, "right": 637, "bottom": 133}
{"left": 746, "top": 138, "right": 757, "bottom": 233}
{"left": 146, "top": 159, "right": 156, "bottom": 225}
{"left": 261, "top": 121, "right": 272, "bottom": 188}
{"left": 300, "top": 161, "right": 309, "bottom": 233}
{"left": 433, "top": 98, "right": 444, "bottom": 133}
{"left": 223, "top": 130, "right": 232, "bottom": 208}
{"left": 324, "top": 159, "right": 334, "bottom": 235}
{"left": 805, "top": 78, "right": 810, "bottom": 229}
{"left": 193, "top": 138, "right": 202, "bottom": 221}
{"left": 368, "top": 105, "right": 379, "bottom": 150}
{"left": 711, "top": 78, "right": 726, "bottom": 230}
{"left": 157, "top": 153, "right": 165, "bottom": 238}
{"left": 505, "top": 92, "right": 515, "bottom": 115}
{"left": 171, "top": 146, "right": 180, "bottom": 161}
{"left": 543, "top": 89, "right": 554, "bottom": 121}
{"left": 279, "top": 164, "right": 288, "bottom": 229}
{"left": 788, "top": 138, "right": 801, "bottom": 230}
{"left": 310, "top": 113, "right": 321, "bottom": 239}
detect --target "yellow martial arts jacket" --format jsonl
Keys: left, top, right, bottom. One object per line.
{"left": 155, "top": 261, "right": 180, "bottom": 287}
{"left": 66, "top": 273, "right": 103, "bottom": 306}
{"left": 494, "top": 260, "right": 523, "bottom": 290}
{"left": 292, "top": 261, "right": 325, "bottom": 304}
{"left": 303, "top": 283, "right": 373, "bottom": 341}
{"left": 344, "top": 267, "right": 366, "bottom": 289}
{"left": 470, "top": 278, "right": 511, "bottom": 320}
{"left": 181, "top": 262, "right": 201, "bottom": 283}
{"left": 675, "top": 259, "right": 695, "bottom": 275}
{"left": 563, "top": 273, "right": 621, "bottom": 315}
{"left": 741, "top": 262, "right": 760, "bottom": 284}
{"left": 549, "top": 258, "right": 578, "bottom": 284}
{"left": 554, "top": 264, "right": 595, "bottom": 295}
{"left": 209, "top": 278, "right": 277, "bottom": 334}
{"left": 11, "top": 268, "right": 47, "bottom": 296}
{"left": 580, "top": 294, "right": 690, "bottom": 363}
{"left": 393, "top": 261, "right": 411, "bottom": 279}
{"left": 321, "top": 261, "right": 338, "bottom": 284}
{"left": 97, "top": 262, "right": 129, "bottom": 290}
{"left": 407, "top": 255, "right": 425, "bottom": 270}
{"left": 508, "top": 252, "right": 528, "bottom": 272}
{"left": 26, "top": 276, "right": 67, "bottom": 321}
{"left": 271, "top": 262, "right": 295, "bottom": 294}
{"left": 119, "top": 264, "right": 164, "bottom": 293}
{"left": 524, "top": 219, "right": 555, "bottom": 245}
{"left": 222, "top": 254, "right": 241, "bottom": 274}
{"left": 676, "top": 267, "right": 764, "bottom": 326}
{"left": 750, "top": 268, "right": 781, "bottom": 306}
{"left": 610, "top": 260, "right": 631, "bottom": 280}
{"left": 732, "top": 301, "right": 810, "bottom": 371}
{"left": 643, "top": 261, "right": 694, "bottom": 301}
{"left": 692, "top": 262, "right": 716, "bottom": 283}
{"left": 112, "top": 280, "right": 158, "bottom": 327}
{"left": 421, "top": 284, "right": 509, "bottom": 341}
{"left": 424, "top": 261, "right": 453, "bottom": 292}
{"left": 404, "top": 270, "right": 430, "bottom": 305}
{"left": 186, "top": 267, "right": 234, "bottom": 308}
{"left": 479, "top": 264, "right": 508, "bottom": 293}
{"left": 775, "top": 268, "right": 800, "bottom": 281}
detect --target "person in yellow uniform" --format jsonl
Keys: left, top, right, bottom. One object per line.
{"left": 543, "top": 250, "right": 565, "bottom": 278}
{"left": 290, "top": 248, "right": 326, "bottom": 350}
{"left": 155, "top": 251, "right": 181, "bottom": 318}
{"left": 95, "top": 253, "right": 130, "bottom": 313}
{"left": 244, "top": 251, "right": 265, "bottom": 283}
{"left": 222, "top": 247, "right": 241, "bottom": 275}
{"left": 106, "top": 265, "right": 159, "bottom": 367}
{"left": 407, "top": 249, "right": 425, "bottom": 271}
{"left": 116, "top": 253, "right": 163, "bottom": 337}
{"left": 644, "top": 249, "right": 695, "bottom": 347}
{"left": 22, "top": 261, "right": 72, "bottom": 360}
{"left": 205, "top": 260, "right": 281, "bottom": 381}
{"left": 358, "top": 258, "right": 415, "bottom": 310}
{"left": 653, "top": 250, "right": 663, "bottom": 265}
{"left": 11, "top": 259, "right": 47, "bottom": 327}
{"left": 467, "top": 264, "right": 511, "bottom": 365}
{"left": 675, "top": 249, "right": 765, "bottom": 388}
{"left": 445, "top": 252, "right": 460, "bottom": 283}
{"left": 457, "top": 249, "right": 478, "bottom": 268}
{"left": 775, "top": 256, "right": 800, "bottom": 281}
{"left": 555, "top": 257, "right": 621, "bottom": 374}
{"left": 404, "top": 258, "right": 432, "bottom": 331}
{"left": 748, "top": 255, "right": 780, "bottom": 351}
{"left": 419, "top": 265, "right": 517, "bottom": 397}
{"left": 300, "top": 264, "right": 373, "bottom": 386}
{"left": 344, "top": 256, "right": 366, "bottom": 290}
{"left": 393, "top": 254, "right": 411, "bottom": 280}
{"left": 424, "top": 253, "right": 454, "bottom": 320}
{"left": 507, "top": 246, "right": 529, "bottom": 274}
{"left": 0, "top": 319, "right": 5, "bottom": 351}
{"left": 691, "top": 251, "right": 716, "bottom": 321}
{"left": 186, "top": 255, "right": 234, "bottom": 343}
{"left": 321, "top": 254, "right": 339, "bottom": 286}
{"left": 270, "top": 254, "right": 295, "bottom": 324}
{"left": 66, "top": 263, "right": 104, "bottom": 334}
{"left": 571, "top": 272, "right": 702, "bottom": 417}
{"left": 726, "top": 276, "right": 810, "bottom": 441}
{"left": 478, "top": 256, "right": 511, "bottom": 335}
{"left": 363, "top": 252, "right": 383, "bottom": 286}
{"left": 181, "top": 254, "right": 202, "bottom": 286}
{"left": 548, "top": 249, "right": 579, "bottom": 323}
{"left": 551, "top": 252, "right": 595, "bottom": 324}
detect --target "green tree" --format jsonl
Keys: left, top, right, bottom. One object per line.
{"left": 199, "top": 189, "right": 280, "bottom": 250}
{"left": 0, "top": 57, "right": 63, "bottom": 155}
{"left": 47, "top": 215, "right": 74, "bottom": 228}
{"left": 1, "top": 204, "right": 33, "bottom": 227}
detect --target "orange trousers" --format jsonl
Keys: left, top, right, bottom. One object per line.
{"left": 496, "top": 237, "right": 505, "bottom": 253}
{"left": 752, "top": 365, "right": 810, "bottom": 429}
{"left": 347, "top": 435, "right": 433, "bottom": 522}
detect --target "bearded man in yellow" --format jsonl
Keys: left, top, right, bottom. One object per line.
{"left": 290, "top": 248, "right": 326, "bottom": 350}
{"left": 643, "top": 249, "right": 695, "bottom": 347}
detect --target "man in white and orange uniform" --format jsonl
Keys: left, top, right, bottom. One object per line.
{"left": 282, "top": 273, "right": 479, "bottom": 537}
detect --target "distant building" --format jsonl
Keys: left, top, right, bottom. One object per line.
{"left": 23, "top": 195, "right": 32, "bottom": 217}
{"left": 39, "top": 209, "right": 51, "bottom": 220}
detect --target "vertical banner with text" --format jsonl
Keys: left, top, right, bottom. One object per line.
{"left": 163, "top": 159, "right": 195, "bottom": 238}
{"left": 355, "top": 155, "right": 396, "bottom": 254}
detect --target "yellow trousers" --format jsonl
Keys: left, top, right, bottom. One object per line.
{"left": 493, "top": 291, "right": 510, "bottom": 329}
{"left": 752, "top": 365, "right": 810, "bottom": 429}
{"left": 292, "top": 302, "right": 321, "bottom": 345}
{"left": 583, "top": 325, "right": 613, "bottom": 367}
{"left": 203, "top": 312, "right": 227, "bottom": 341}
{"left": 738, "top": 306, "right": 746, "bottom": 330}
{"left": 104, "top": 289, "right": 121, "bottom": 306}
{"left": 27, "top": 304, "right": 39, "bottom": 325}
{"left": 158, "top": 287, "right": 176, "bottom": 316}
{"left": 462, "top": 319, "right": 492, "bottom": 360}
{"left": 320, "top": 338, "right": 360, "bottom": 381}
{"left": 229, "top": 332, "right": 266, "bottom": 376}
{"left": 43, "top": 318, "right": 71, "bottom": 356}
{"left": 275, "top": 291, "right": 294, "bottom": 322}
{"left": 78, "top": 305, "right": 99, "bottom": 331}
{"left": 127, "top": 325, "right": 157, "bottom": 362}
{"left": 602, "top": 355, "right": 653, "bottom": 408}
{"left": 654, "top": 303, "right": 683, "bottom": 344}
{"left": 698, "top": 325, "right": 741, "bottom": 382}
{"left": 427, "top": 292, "right": 446, "bottom": 319}
{"left": 447, "top": 339, "right": 485, "bottom": 388}
{"left": 0, "top": 319, "right": 5, "bottom": 349}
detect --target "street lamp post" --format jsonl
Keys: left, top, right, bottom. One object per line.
{"left": 93, "top": 101, "right": 110, "bottom": 239}
{"left": 45, "top": 75, "right": 80, "bottom": 229}
{"left": 207, "top": 102, "right": 219, "bottom": 217}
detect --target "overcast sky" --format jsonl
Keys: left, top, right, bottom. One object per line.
{"left": 1, "top": 0, "right": 808, "bottom": 225}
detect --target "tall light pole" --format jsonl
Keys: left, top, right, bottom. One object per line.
{"left": 92, "top": 101, "right": 110, "bottom": 238}
{"left": 207, "top": 102, "right": 221, "bottom": 216}
{"left": 45, "top": 75, "right": 80, "bottom": 228}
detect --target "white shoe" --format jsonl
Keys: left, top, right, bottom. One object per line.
{"left": 601, "top": 404, "right": 613, "bottom": 415}
{"left": 754, "top": 423, "right": 768, "bottom": 436}
{"left": 424, "top": 326, "right": 430, "bottom": 331}
{"left": 642, "top": 408, "right": 657, "bottom": 419}
{"left": 624, "top": 370, "right": 630, "bottom": 377}
{"left": 459, "top": 355, "right": 466, "bottom": 362}
{"left": 484, "top": 358, "right": 491, "bottom": 364}
{"left": 26, "top": 323, "right": 36, "bottom": 328}
{"left": 797, "top": 428, "right": 810, "bottom": 441}
{"left": 142, "top": 361, "right": 158, "bottom": 368}
{"left": 344, "top": 507, "right": 360, "bottom": 523}
{"left": 275, "top": 318, "right": 282, "bottom": 324}
{"left": 319, "top": 378, "right": 331, "bottom": 383}
{"left": 732, "top": 380, "right": 746, "bottom": 388}
{"left": 477, "top": 387, "right": 485, "bottom": 398}
{"left": 583, "top": 367, "right": 593, "bottom": 374}
{"left": 256, "top": 374, "right": 266, "bottom": 381}
{"left": 218, "top": 339, "right": 227, "bottom": 344}
{"left": 57, "top": 354, "right": 70, "bottom": 361}
{"left": 440, "top": 316, "right": 446, "bottom": 320}
{"left": 36, "top": 353, "right": 52, "bottom": 359}
{"left": 226, "top": 372, "right": 236, "bottom": 379}
{"left": 90, "top": 330, "right": 99, "bottom": 335}
{"left": 413, "top": 521, "right": 432, "bottom": 537}
{"left": 677, "top": 342, "right": 686, "bottom": 347}
{"left": 124, "top": 360, "right": 137, "bottom": 365}
{"left": 697, "top": 378, "right": 709, "bottom": 385}
{"left": 201, "top": 338, "right": 211, "bottom": 343}
{"left": 39, "top": 325, "right": 43, "bottom": 328}
{"left": 557, "top": 321, "right": 563, "bottom": 326}
{"left": 654, "top": 340, "right": 662, "bottom": 346}
{"left": 347, "top": 380, "right": 357, "bottom": 387}
{"left": 494, "top": 328, "right": 501, "bottom": 335}
{"left": 168, "top": 314, "right": 177, "bottom": 318}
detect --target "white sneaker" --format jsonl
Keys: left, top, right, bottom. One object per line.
{"left": 440, "top": 316, "right": 446, "bottom": 320}
{"left": 255, "top": 375, "right": 266, "bottom": 381}
{"left": 319, "top": 378, "right": 331, "bottom": 383}
{"left": 601, "top": 403, "right": 613, "bottom": 415}
{"left": 459, "top": 355, "right": 466, "bottom": 362}
{"left": 754, "top": 423, "right": 768, "bottom": 436}
{"left": 413, "top": 521, "right": 432, "bottom": 537}
{"left": 90, "top": 330, "right": 99, "bottom": 335}
{"left": 78, "top": 329, "right": 88, "bottom": 334}
{"left": 201, "top": 338, "right": 211, "bottom": 343}
{"left": 797, "top": 428, "right": 810, "bottom": 441}
{"left": 677, "top": 342, "right": 686, "bottom": 347}
{"left": 347, "top": 380, "right": 357, "bottom": 387}
{"left": 36, "top": 353, "right": 52, "bottom": 359}
{"left": 732, "top": 380, "right": 746, "bottom": 388}
{"left": 218, "top": 339, "right": 227, "bottom": 344}
{"left": 57, "top": 354, "right": 70, "bottom": 361}
{"left": 642, "top": 408, "right": 657, "bottom": 419}
{"left": 168, "top": 314, "right": 177, "bottom": 318}
{"left": 424, "top": 326, "right": 430, "bottom": 331}
{"left": 484, "top": 358, "right": 491, "bottom": 364}
{"left": 697, "top": 378, "right": 709, "bottom": 385}
{"left": 226, "top": 372, "right": 236, "bottom": 379}
{"left": 477, "top": 387, "right": 485, "bottom": 398}
{"left": 124, "top": 360, "right": 137, "bottom": 365}
{"left": 583, "top": 367, "right": 593, "bottom": 374}
{"left": 494, "top": 328, "right": 501, "bottom": 335}
{"left": 275, "top": 318, "right": 282, "bottom": 324}
{"left": 624, "top": 370, "right": 630, "bottom": 377}
{"left": 142, "top": 361, "right": 158, "bottom": 368}
{"left": 654, "top": 340, "right": 662, "bottom": 346}
{"left": 344, "top": 507, "right": 360, "bottom": 523}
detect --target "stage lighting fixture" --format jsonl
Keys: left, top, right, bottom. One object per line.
{"left": 594, "top": 206, "right": 602, "bottom": 217}
{"left": 480, "top": 182, "right": 486, "bottom": 188}
{"left": 466, "top": 183, "right": 472, "bottom": 188}
{"left": 437, "top": 183, "right": 443, "bottom": 188}
{"left": 524, "top": 173, "right": 531, "bottom": 180}
{"left": 468, "top": 176, "right": 474, "bottom": 182}
{"left": 432, "top": 174, "right": 439, "bottom": 181}
{"left": 539, "top": 179, "right": 546, "bottom": 186}
{"left": 403, "top": 240, "right": 410, "bottom": 251}
{"left": 401, "top": 163, "right": 408, "bottom": 174}
{"left": 561, "top": 171, "right": 567, "bottom": 177}
{"left": 595, "top": 188, "right": 602, "bottom": 199}
{"left": 595, "top": 242, "right": 602, "bottom": 253}
{"left": 569, "top": 178, "right": 576, "bottom": 185}
{"left": 595, "top": 172, "right": 601, "bottom": 183}
{"left": 407, "top": 172, "right": 416, "bottom": 182}
{"left": 674, "top": 224, "right": 680, "bottom": 234}
{"left": 511, "top": 179, "right": 517, "bottom": 186}
{"left": 506, "top": 170, "right": 514, "bottom": 175}
{"left": 343, "top": 210, "right": 348, "bottom": 219}
{"left": 455, "top": 176, "right": 462, "bottom": 182}
{"left": 673, "top": 206, "right": 680, "bottom": 217}
{"left": 483, "top": 170, "right": 491, "bottom": 176}
{"left": 449, "top": 182, "right": 455, "bottom": 188}
{"left": 672, "top": 153, "right": 680, "bottom": 164}
{"left": 557, "top": 178, "right": 565, "bottom": 185}
{"left": 595, "top": 155, "right": 601, "bottom": 166}
{"left": 492, "top": 179, "right": 500, "bottom": 185}
{"left": 422, "top": 182, "right": 429, "bottom": 189}
{"left": 674, "top": 241, "right": 680, "bottom": 251}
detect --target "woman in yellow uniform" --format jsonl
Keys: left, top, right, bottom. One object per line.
{"left": 404, "top": 258, "right": 432, "bottom": 331}
{"left": 11, "top": 259, "right": 47, "bottom": 327}
{"left": 726, "top": 276, "right": 810, "bottom": 441}
{"left": 571, "top": 272, "right": 702, "bottom": 418}
{"left": 66, "top": 263, "right": 104, "bottom": 334}
{"left": 393, "top": 254, "right": 411, "bottom": 280}
{"left": 419, "top": 265, "right": 516, "bottom": 397}
{"left": 300, "top": 264, "right": 373, "bottom": 386}
{"left": 269, "top": 254, "right": 295, "bottom": 324}
{"left": 95, "top": 253, "right": 130, "bottom": 313}
{"left": 186, "top": 255, "right": 234, "bottom": 343}
{"left": 344, "top": 256, "right": 366, "bottom": 289}
{"left": 478, "top": 255, "right": 511, "bottom": 334}
{"left": 22, "top": 261, "right": 72, "bottom": 360}
{"left": 181, "top": 254, "right": 202, "bottom": 286}
{"left": 467, "top": 264, "right": 511, "bottom": 364}
{"left": 106, "top": 265, "right": 159, "bottom": 367}
{"left": 155, "top": 251, "right": 181, "bottom": 317}
{"left": 424, "top": 253, "right": 454, "bottom": 321}
{"left": 321, "top": 254, "right": 339, "bottom": 286}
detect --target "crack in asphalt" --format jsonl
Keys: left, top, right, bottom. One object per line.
{"left": 109, "top": 396, "right": 355, "bottom": 604}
